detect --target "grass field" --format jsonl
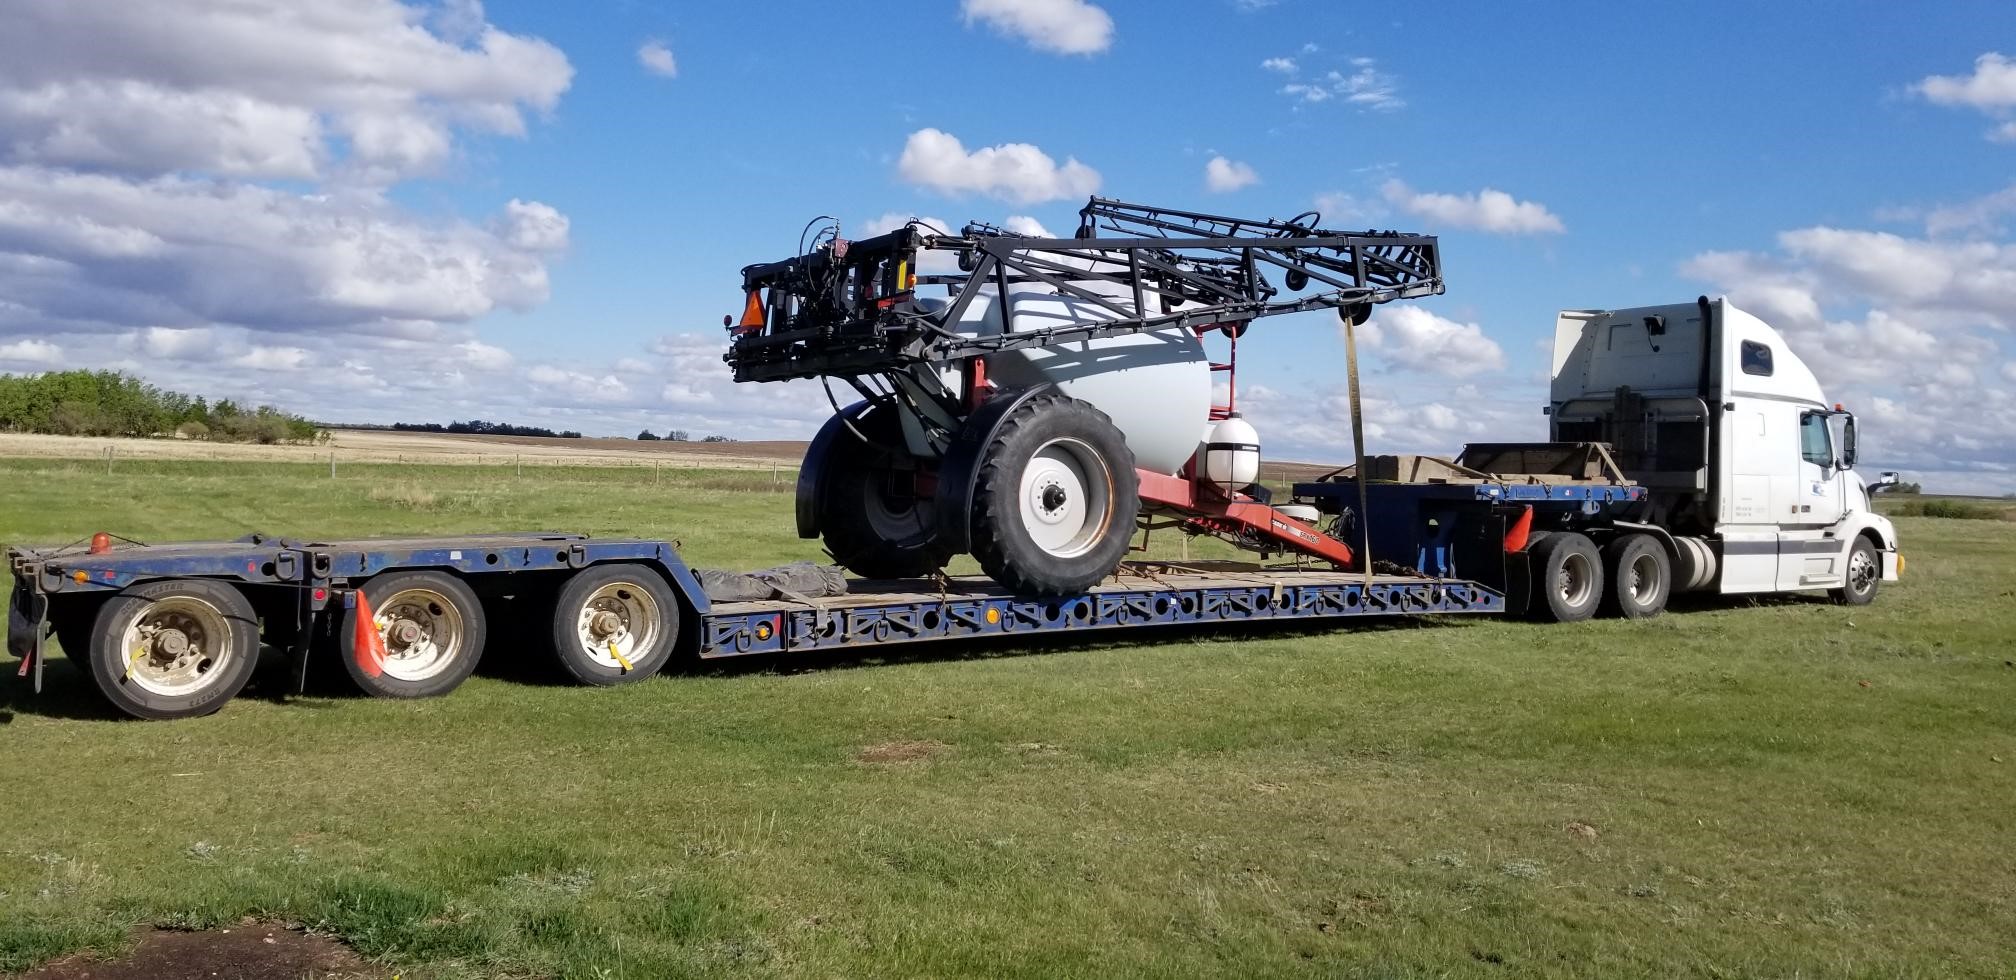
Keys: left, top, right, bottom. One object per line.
{"left": 1, "top": 457, "right": 2013, "bottom": 978}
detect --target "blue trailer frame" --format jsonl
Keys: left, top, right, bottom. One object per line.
{"left": 7, "top": 531, "right": 1503, "bottom": 715}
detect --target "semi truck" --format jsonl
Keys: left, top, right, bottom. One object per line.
{"left": 3, "top": 198, "right": 1901, "bottom": 721}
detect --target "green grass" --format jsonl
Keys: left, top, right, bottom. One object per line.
{"left": 2, "top": 457, "right": 2014, "bottom": 978}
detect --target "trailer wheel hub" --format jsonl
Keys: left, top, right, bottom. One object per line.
{"left": 589, "top": 610, "right": 624, "bottom": 638}
{"left": 153, "top": 628, "right": 190, "bottom": 659}
{"left": 391, "top": 620, "right": 423, "bottom": 646}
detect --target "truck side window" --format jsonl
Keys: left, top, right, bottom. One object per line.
{"left": 1799, "top": 412, "right": 1832, "bottom": 467}
{"left": 1740, "top": 340, "right": 1773, "bottom": 376}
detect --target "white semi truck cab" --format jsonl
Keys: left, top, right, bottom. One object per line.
{"left": 1549, "top": 296, "right": 1900, "bottom": 600}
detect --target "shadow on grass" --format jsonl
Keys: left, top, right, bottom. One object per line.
{"left": 0, "top": 655, "right": 120, "bottom": 721}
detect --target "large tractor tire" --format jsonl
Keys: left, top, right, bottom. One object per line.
{"left": 969, "top": 393, "right": 1139, "bottom": 595}
{"left": 88, "top": 579, "right": 261, "bottom": 720}
{"left": 1525, "top": 531, "right": 1603, "bottom": 623}
{"left": 816, "top": 407, "right": 955, "bottom": 580}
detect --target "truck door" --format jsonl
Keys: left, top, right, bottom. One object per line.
{"left": 1776, "top": 410, "right": 1847, "bottom": 589}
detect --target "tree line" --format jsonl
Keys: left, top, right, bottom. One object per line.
{"left": 0, "top": 370, "right": 320, "bottom": 444}
{"left": 388, "top": 420, "right": 584, "bottom": 439}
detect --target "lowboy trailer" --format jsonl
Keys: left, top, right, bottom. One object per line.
{"left": 7, "top": 532, "right": 1503, "bottom": 721}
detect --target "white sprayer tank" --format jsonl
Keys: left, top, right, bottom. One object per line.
{"left": 925, "top": 282, "right": 1214, "bottom": 475}
{"left": 1201, "top": 413, "right": 1261, "bottom": 492}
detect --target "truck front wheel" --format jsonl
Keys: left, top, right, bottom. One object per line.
{"left": 1830, "top": 538, "right": 1880, "bottom": 606}
{"left": 1526, "top": 532, "right": 1603, "bottom": 623}
{"left": 1601, "top": 534, "right": 1671, "bottom": 619}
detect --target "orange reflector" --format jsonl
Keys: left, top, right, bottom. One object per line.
{"left": 88, "top": 532, "right": 112, "bottom": 555}
{"left": 1503, "top": 505, "right": 1534, "bottom": 553}
{"left": 735, "top": 289, "right": 766, "bottom": 332}
{"left": 72, "top": 570, "right": 88, "bottom": 584}
{"left": 1834, "top": 402, "right": 1844, "bottom": 411}
{"left": 352, "top": 591, "right": 387, "bottom": 679}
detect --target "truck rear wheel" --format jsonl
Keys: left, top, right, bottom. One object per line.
{"left": 969, "top": 393, "right": 1139, "bottom": 595}
{"left": 89, "top": 579, "right": 260, "bottom": 720}
{"left": 1526, "top": 532, "right": 1603, "bottom": 623}
{"left": 816, "top": 408, "right": 955, "bottom": 579}
{"left": 339, "top": 570, "right": 486, "bottom": 698}
{"left": 1830, "top": 537, "right": 1880, "bottom": 606}
{"left": 549, "top": 563, "right": 682, "bottom": 685}
{"left": 1601, "top": 534, "right": 1670, "bottom": 619}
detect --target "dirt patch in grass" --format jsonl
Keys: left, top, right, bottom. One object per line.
{"left": 17, "top": 924, "right": 377, "bottom": 980}
{"left": 856, "top": 740, "right": 948, "bottom": 764}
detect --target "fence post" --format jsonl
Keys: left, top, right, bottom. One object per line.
{"left": 106, "top": 445, "right": 114, "bottom": 475}
{"left": 516, "top": 454, "right": 522, "bottom": 478}
{"left": 653, "top": 460, "right": 661, "bottom": 485}
{"left": 329, "top": 452, "right": 336, "bottom": 479}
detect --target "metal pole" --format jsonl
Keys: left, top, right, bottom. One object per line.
{"left": 1344, "top": 311, "right": 1373, "bottom": 589}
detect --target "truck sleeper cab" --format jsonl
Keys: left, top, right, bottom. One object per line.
{"left": 1550, "top": 296, "right": 1899, "bottom": 596}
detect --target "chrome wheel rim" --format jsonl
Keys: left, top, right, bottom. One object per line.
{"left": 574, "top": 581, "right": 663, "bottom": 670}
{"left": 119, "top": 596, "right": 235, "bottom": 696}
{"left": 1559, "top": 552, "right": 1595, "bottom": 608}
{"left": 1019, "top": 437, "right": 1111, "bottom": 558}
{"left": 1627, "top": 552, "right": 1662, "bottom": 605}
{"left": 374, "top": 588, "right": 464, "bottom": 682}
{"left": 1848, "top": 549, "right": 1877, "bottom": 594}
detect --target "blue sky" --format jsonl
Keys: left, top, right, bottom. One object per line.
{"left": 2, "top": 0, "right": 2014, "bottom": 490}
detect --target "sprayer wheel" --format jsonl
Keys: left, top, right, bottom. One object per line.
{"left": 969, "top": 393, "right": 1139, "bottom": 596}
{"left": 817, "top": 407, "right": 955, "bottom": 580}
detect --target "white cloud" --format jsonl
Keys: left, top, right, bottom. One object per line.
{"left": 1915, "top": 52, "right": 2016, "bottom": 110}
{"left": 1379, "top": 179, "right": 1565, "bottom": 235}
{"left": 1002, "top": 215, "right": 1056, "bottom": 237}
{"left": 960, "top": 0, "right": 1113, "bottom": 55}
{"left": 1683, "top": 217, "right": 2016, "bottom": 489}
{"left": 1313, "top": 191, "right": 1381, "bottom": 226}
{"left": 456, "top": 340, "right": 514, "bottom": 371}
{"left": 1204, "top": 156, "right": 1260, "bottom": 193}
{"left": 499, "top": 198, "right": 569, "bottom": 251}
{"left": 231, "top": 345, "right": 311, "bottom": 371}
{"left": 637, "top": 39, "right": 677, "bottom": 78}
{"left": 1915, "top": 53, "right": 2016, "bottom": 142}
{"left": 0, "top": 167, "right": 566, "bottom": 333}
{"left": 1260, "top": 57, "right": 1297, "bottom": 73}
{"left": 0, "top": 0, "right": 572, "bottom": 183}
{"left": 896, "top": 128, "right": 1100, "bottom": 204}
{"left": 0, "top": 338, "right": 62, "bottom": 364}
{"left": 1281, "top": 59, "right": 1402, "bottom": 111}
{"left": 1354, "top": 306, "right": 1506, "bottom": 378}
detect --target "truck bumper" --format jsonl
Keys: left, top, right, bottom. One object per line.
{"left": 1882, "top": 550, "right": 1901, "bottom": 582}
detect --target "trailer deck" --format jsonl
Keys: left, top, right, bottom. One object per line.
{"left": 7, "top": 531, "right": 1503, "bottom": 718}
{"left": 702, "top": 565, "right": 1503, "bottom": 657}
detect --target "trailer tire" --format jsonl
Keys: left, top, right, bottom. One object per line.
{"left": 969, "top": 393, "right": 1139, "bottom": 595}
{"left": 1526, "top": 532, "right": 1603, "bottom": 623}
{"left": 88, "top": 579, "right": 261, "bottom": 720}
{"left": 1601, "top": 534, "right": 1670, "bottom": 619}
{"left": 1829, "top": 537, "right": 1880, "bottom": 606}
{"left": 817, "top": 407, "right": 955, "bottom": 580}
{"left": 548, "top": 564, "right": 682, "bottom": 686}
{"left": 339, "top": 570, "right": 486, "bottom": 699}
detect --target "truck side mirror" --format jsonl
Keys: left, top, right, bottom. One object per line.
{"left": 1840, "top": 413, "right": 1858, "bottom": 469}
